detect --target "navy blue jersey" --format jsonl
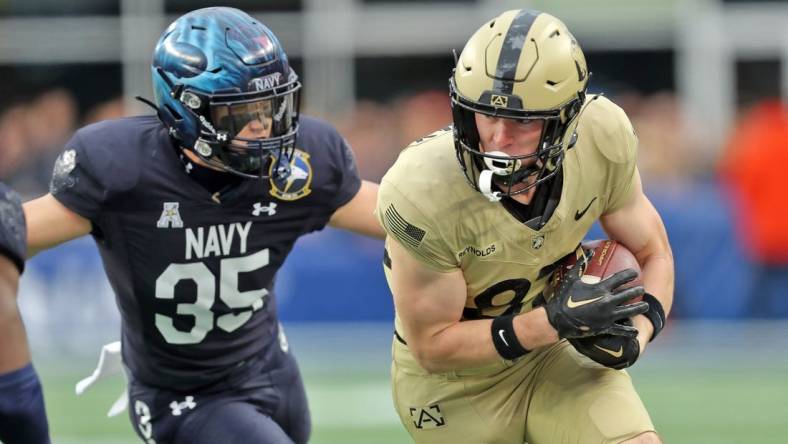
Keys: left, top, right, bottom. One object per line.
{"left": 50, "top": 115, "right": 360, "bottom": 390}
{"left": 0, "top": 183, "right": 26, "bottom": 273}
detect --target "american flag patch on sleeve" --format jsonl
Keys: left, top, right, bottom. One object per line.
{"left": 384, "top": 204, "right": 426, "bottom": 248}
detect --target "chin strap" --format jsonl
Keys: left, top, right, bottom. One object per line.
{"left": 135, "top": 96, "right": 164, "bottom": 119}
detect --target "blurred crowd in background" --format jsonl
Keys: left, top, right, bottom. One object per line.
{"left": 2, "top": 0, "right": 788, "bottom": 324}
{"left": 0, "top": 80, "right": 713, "bottom": 197}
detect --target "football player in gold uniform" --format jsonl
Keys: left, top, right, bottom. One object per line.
{"left": 376, "top": 9, "right": 673, "bottom": 444}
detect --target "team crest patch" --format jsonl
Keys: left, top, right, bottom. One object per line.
{"left": 157, "top": 202, "right": 184, "bottom": 228}
{"left": 531, "top": 234, "right": 545, "bottom": 250}
{"left": 49, "top": 149, "right": 77, "bottom": 193}
{"left": 269, "top": 149, "right": 312, "bottom": 201}
{"left": 409, "top": 404, "right": 446, "bottom": 429}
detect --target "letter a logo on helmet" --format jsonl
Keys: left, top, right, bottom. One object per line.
{"left": 449, "top": 9, "right": 589, "bottom": 201}
{"left": 491, "top": 95, "right": 509, "bottom": 107}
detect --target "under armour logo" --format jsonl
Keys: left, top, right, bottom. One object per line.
{"left": 169, "top": 396, "right": 196, "bottom": 416}
{"left": 252, "top": 202, "right": 277, "bottom": 216}
{"left": 216, "top": 132, "right": 228, "bottom": 142}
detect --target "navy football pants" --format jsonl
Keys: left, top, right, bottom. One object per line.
{"left": 128, "top": 349, "right": 310, "bottom": 444}
{"left": 0, "top": 364, "right": 50, "bottom": 444}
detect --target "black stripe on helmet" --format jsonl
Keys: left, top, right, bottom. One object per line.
{"left": 492, "top": 10, "right": 539, "bottom": 95}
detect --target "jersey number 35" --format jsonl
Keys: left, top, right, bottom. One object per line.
{"left": 154, "top": 249, "right": 269, "bottom": 344}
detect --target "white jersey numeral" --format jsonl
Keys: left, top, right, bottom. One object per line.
{"left": 134, "top": 400, "right": 156, "bottom": 444}
{"left": 154, "top": 249, "right": 270, "bottom": 345}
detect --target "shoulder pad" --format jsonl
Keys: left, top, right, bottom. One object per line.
{"left": 579, "top": 95, "right": 637, "bottom": 165}
{"left": 68, "top": 117, "right": 156, "bottom": 193}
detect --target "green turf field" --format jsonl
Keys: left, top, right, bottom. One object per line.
{"left": 36, "top": 321, "right": 788, "bottom": 444}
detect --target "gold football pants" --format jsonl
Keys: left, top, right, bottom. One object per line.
{"left": 391, "top": 339, "right": 655, "bottom": 444}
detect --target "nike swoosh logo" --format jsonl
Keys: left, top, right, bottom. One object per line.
{"left": 566, "top": 295, "right": 603, "bottom": 308}
{"left": 574, "top": 196, "right": 598, "bottom": 221}
{"left": 594, "top": 344, "right": 623, "bottom": 358}
{"left": 498, "top": 330, "right": 510, "bottom": 347}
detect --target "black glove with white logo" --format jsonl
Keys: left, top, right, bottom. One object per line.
{"left": 545, "top": 260, "right": 649, "bottom": 339}
{"left": 569, "top": 319, "right": 641, "bottom": 369}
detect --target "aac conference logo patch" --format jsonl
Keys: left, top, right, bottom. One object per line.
{"left": 269, "top": 149, "right": 313, "bottom": 201}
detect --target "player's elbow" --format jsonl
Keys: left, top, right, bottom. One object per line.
{"left": 0, "top": 294, "right": 20, "bottom": 325}
{"left": 409, "top": 341, "right": 451, "bottom": 374}
{"left": 412, "top": 352, "right": 443, "bottom": 374}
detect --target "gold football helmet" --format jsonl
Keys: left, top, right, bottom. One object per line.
{"left": 450, "top": 9, "right": 588, "bottom": 201}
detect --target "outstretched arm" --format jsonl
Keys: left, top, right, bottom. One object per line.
{"left": 328, "top": 180, "right": 385, "bottom": 239}
{"left": 24, "top": 194, "right": 91, "bottom": 257}
{"left": 600, "top": 172, "right": 674, "bottom": 353}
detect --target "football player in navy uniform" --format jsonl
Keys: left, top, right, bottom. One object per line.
{"left": 0, "top": 183, "right": 50, "bottom": 444}
{"left": 23, "top": 7, "right": 383, "bottom": 444}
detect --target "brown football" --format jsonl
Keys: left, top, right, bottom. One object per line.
{"left": 555, "top": 239, "right": 643, "bottom": 302}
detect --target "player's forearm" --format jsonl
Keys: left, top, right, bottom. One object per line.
{"left": 513, "top": 307, "right": 560, "bottom": 349}
{"left": 408, "top": 308, "right": 558, "bottom": 373}
{"left": 636, "top": 247, "right": 674, "bottom": 348}
{"left": 328, "top": 181, "right": 386, "bottom": 239}
{"left": 640, "top": 248, "right": 674, "bottom": 317}
{"left": 408, "top": 319, "right": 500, "bottom": 373}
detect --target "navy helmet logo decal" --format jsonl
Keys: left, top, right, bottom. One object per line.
{"left": 249, "top": 72, "right": 282, "bottom": 91}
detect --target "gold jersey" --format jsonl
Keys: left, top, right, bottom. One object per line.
{"left": 377, "top": 95, "right": 639, "bottom": 333}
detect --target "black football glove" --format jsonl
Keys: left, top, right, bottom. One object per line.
{"left": 569, "top": 319, "right": 641, "bottom": 369}
{"left": 545, "top": 259, "right": 649, "bottom": 339}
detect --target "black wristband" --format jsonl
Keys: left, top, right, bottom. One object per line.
{"left": 642, "top": 292, "right": 666, "bottom": 342}
{"left": 491, "top": 314, "right": 530, "bottom": 360}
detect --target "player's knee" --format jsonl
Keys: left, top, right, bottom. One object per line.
{"left": 621, "top": 431, "right": 661, "bottom": 444}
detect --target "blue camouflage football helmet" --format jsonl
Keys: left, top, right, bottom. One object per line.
{"left": 152, "top": 7, "right": 301, "bottom": 179}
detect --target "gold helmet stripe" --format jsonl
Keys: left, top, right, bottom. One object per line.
{"left": 492, "top": 10, "right": 540, "bottom": 96}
